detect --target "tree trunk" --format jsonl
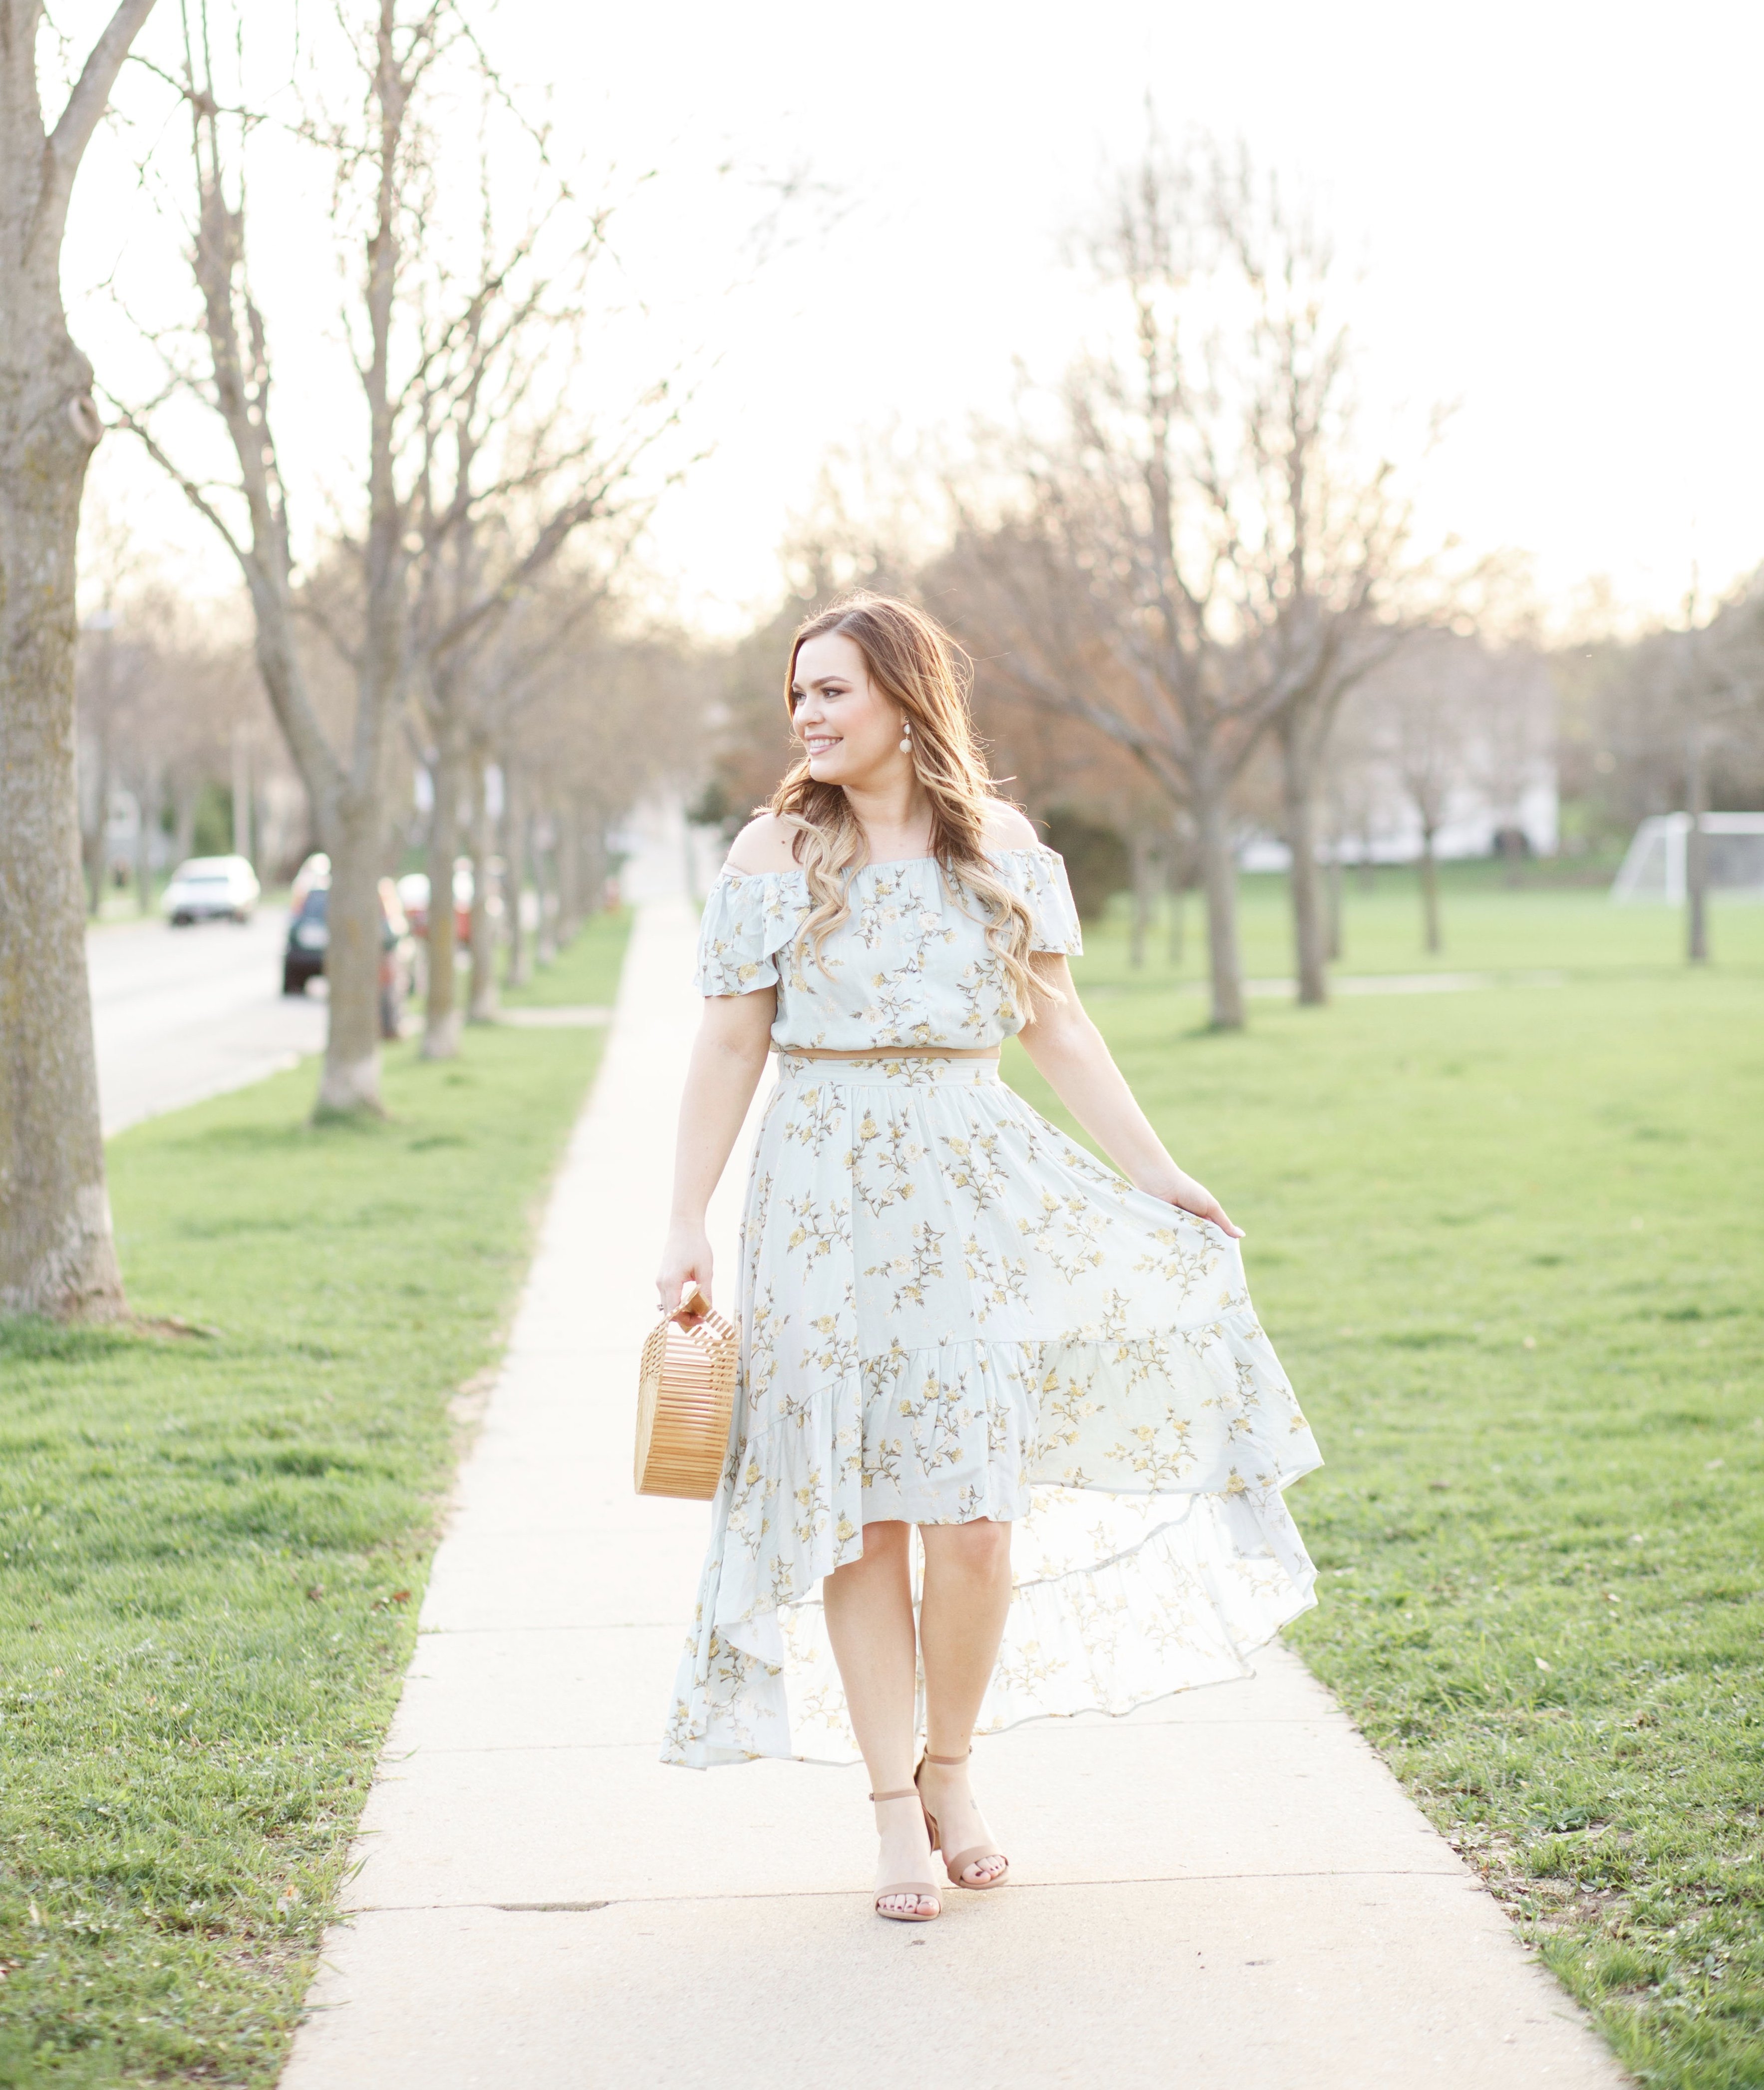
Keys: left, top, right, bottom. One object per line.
{"left": 534, "top": 800, "right": 558, "bottom": 967}
{"left": 421, "top": 728, "right": 464, "bottom": 1059}
{"left": 1279, "top": 714, "right": 1328, "bottom": 1006}
{"left": 1325, "top": 853, "right": 1343, "bottom": 963}
{"left": 1166, "top": 819, "right": 1186, "bottom": 966}
{"left": 313, "top": 800, "right": 386, "bottom": 1115}
{"left": 81, "top": 731, "right": 110, "bottom": 913}
{"left": 503, "top": 759, "right": 532, "bottom": 989}
{"left": 135, "top": 758, "right": 159, "bottom": 916}
{"left": 0, "top": 0, "right": 159, "bottom": 1318}
{"left": 80, "top": 621, "right": 114, "bottom": 914}
{"left": 1686, "top": 729, "right": 1709, "bottom": 965}
{"left": 467, "top": 752, "right": 499, "bottom": 1022}
{"left": 1419, "top": 830, "right": 1442, "bottom": 955}
{"left": 149, "top": 5, "right": 405, "bottom": 1120}
{"left": 231, "top": 723, "right": 252, "bottom": 865}
{"left": 169, "top": 777, "right": 193, "bottom": 857}
{"left": 1194, "top": 774, "right": 1245, "bottom": 1029}
{"left": 582, "top": 812, "right": 607, "bottom": 923}
{"left": 555, "top": 808, "right": 581, "bottom": 947}
{"left": 1129, "top": 830, "right": 1156, "bottom": 969}
{"left": 0, "top": 287, "right": 125, "bottom": 1319}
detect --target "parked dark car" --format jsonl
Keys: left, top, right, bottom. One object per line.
{"left": 282, "top": 878, "right": 415, "bottom": 1039}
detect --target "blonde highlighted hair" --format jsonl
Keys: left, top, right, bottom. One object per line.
{"left": 770, "top": 593, "right": 1046, "bottom": 1014}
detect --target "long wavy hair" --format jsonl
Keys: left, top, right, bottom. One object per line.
{"left": 769, "top": 593, "right": 1045, "bottom": 1014}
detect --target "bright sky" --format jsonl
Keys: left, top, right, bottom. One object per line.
{"left": 64, "top": 0, "right": 1764, "bottom": 635}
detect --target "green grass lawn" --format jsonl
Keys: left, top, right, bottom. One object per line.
{"left": 496, "top": 905, "right": 630, "bottom": 1010}
{"left": 0, "top": 925, "right": 626, "bottom": 2086}
{"left": 1007, "top": 896, "right": 1764, "bottom": 2090}
{"left": 1091, "top": 860, "right": 1764, "bottom": 986}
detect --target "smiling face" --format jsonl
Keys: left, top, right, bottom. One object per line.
{"left": 789, "top": 631, "right": 909, "bottom": 789}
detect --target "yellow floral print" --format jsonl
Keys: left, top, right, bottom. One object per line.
{"left": 693, "top": 847, "right": 1083, "bottom": 1053}
{"left": 665, "top": 854, "right": 1322, "bottom": 1771}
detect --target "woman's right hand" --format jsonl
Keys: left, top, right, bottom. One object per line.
{"left": 656, "top": 1223, "right": 715, "bottom": 1315}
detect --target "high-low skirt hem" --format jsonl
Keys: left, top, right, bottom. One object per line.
{"left": 662, "top": 1055, "right": 1323, "bottom": 1770}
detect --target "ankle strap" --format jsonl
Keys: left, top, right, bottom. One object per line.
{"left": 922, "top": 1752, "right": 970, "bottom": 1766}
{"left": 870, "top": 1788, "right": 917, "bottom": 1802}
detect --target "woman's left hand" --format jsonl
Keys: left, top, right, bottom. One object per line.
{"left": 1140, "top": 1167, "right": 1243, "bottom": 1239}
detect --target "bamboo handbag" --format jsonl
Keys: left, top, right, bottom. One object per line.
{"left": 633, "top": 1285, "right": 738, "bottom": 1499}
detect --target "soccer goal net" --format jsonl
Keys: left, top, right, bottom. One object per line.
{"left": 1611, "top": 813, "right": 1764, "bottom": 903}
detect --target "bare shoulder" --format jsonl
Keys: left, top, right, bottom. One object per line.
{"left": 724, "top": 812, "right": 800, "bottom": 876}
{"left": 981, "top": 799, "right": 1042, "bottom": 854}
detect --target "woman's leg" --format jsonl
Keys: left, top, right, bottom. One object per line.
{"left": 918, "top": 1517, "right": 1013, "bottom": 1884}
{"left": 823, "top": 1519, "right": 935, "bottom": 1914}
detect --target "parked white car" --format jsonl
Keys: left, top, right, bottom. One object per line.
{"left": 161, "top": 855, "right": 261, "bottom": 926}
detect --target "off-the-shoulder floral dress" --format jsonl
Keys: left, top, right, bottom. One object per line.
{"left": 663, "top": 847, "right": 1322, "bottom": 1768}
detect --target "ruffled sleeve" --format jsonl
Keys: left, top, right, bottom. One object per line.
{"left": 693, "top": 870, "right": 796, "bottom": 995}
{"left": 999, "top": 848, "right": 1084, "bottom": 956}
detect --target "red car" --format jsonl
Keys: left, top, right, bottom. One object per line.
{"left": 395, "top": 863, "right": 477, "bottom": 946}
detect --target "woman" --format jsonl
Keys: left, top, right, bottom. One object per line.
{"left": 657, "top": 595, "right": 1321, "bottom": 1923}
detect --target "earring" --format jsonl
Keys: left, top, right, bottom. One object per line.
{"left": 898, "top": 718, "right": 912, "bottom": 756}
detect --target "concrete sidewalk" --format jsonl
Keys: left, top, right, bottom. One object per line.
{"left": 281, "top": 896, "right": 1628, "bottom": 2090}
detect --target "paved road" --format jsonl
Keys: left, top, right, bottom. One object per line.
{"left": 280, "top": 892, "right": 1628, "bottom": 2090}
{"left": 84, "top": 793, "right": 706, "bottom": 1140}
{"left": 87, "top": 911, "right": 325, "bottom": 1136}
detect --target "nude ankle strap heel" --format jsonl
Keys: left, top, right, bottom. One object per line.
{"left": 869, "top": 1788, "right": 941, "bottom": 1922}
{"left": 914, "top": 1751, "right": 1011, "bottom": 1890}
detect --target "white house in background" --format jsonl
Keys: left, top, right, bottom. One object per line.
{"left": 1239, "top": 770, "right": 1559, "bottom": 873}
{"left": 1239, "top": 632, "right": 1559, "bottom": 873}
{"left": 1611, "top": 813, "right": 1764, "bottom": 902}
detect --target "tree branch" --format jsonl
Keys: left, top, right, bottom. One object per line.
{"left": 31, "top": 0, "right": 161, "bottom": 266}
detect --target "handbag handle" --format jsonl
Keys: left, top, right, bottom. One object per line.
{"left": 661, "top": 1281, "right": 712, "bottom": 1328}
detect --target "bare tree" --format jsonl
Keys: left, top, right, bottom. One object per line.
{"left": 1212, "top": 157, "right": 1412, "bottom": 1002}
{"left": 1573, "top": 577, "right": 1764, "bottom": 889}
{"left": 1471, "top": 643, "right": 1554, "bottom": 886}
{"left": 501, "top": 755, "right": 534, "bottom": 989}
{"left": 1673, "top": 582, "right": 1762, "bottom": 963}
{"left": 0, "top": 0, "right": 160, "bottom": 1318}
{"left": 124, "top": 2, "right": 661, "bottom": 1096}
{"left": 77, "top": 582, "right": 268, "bottom": 911}
{"left": 410, "top": 431, "right": 653, "bottom": 1052}
{"left": 509, "top": 608, "right": 693, "bottom": 935}
{"left": 948, "top": 136, "right": 1411, "bottom": 1026}
{"left": 119, "top": 2, "right": 453, "bottom": 1113}
{"left": 1358, "top": 629, "right": 1487, "bottom": 954}
{"left": 1317, "top": 698, "right": 1390, "bottom": 956}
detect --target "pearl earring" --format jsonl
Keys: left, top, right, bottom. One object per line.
{"left": 898, "top": 718, "right": 912, "bottom": 756}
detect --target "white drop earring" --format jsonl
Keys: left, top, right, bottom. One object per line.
{"left": 898, "top": 718, "right": 913, "bottom": 756}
